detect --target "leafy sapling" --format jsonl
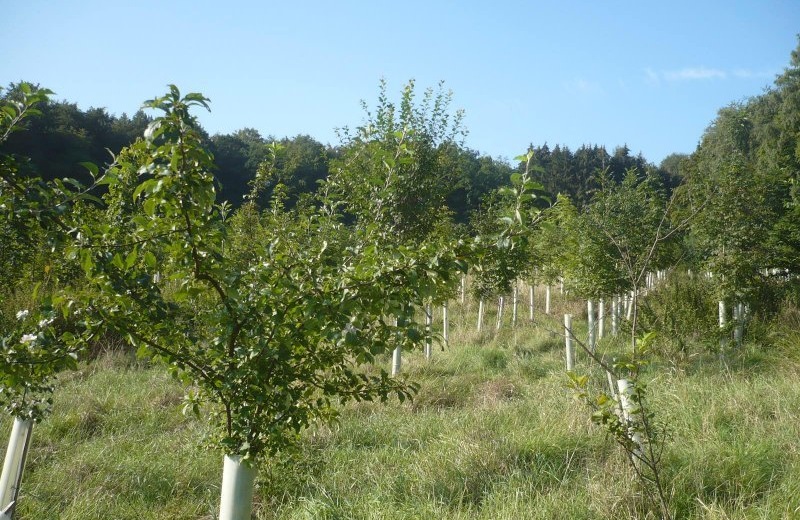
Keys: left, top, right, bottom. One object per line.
{"left": 77, "top": 86, "right": 464, "bottom": 519}
{"left": 1, "top": 84, "right": 103, "bottom": 517}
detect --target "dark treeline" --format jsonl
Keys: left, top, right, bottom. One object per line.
{"left": 1, "top": 88, "right": 152, "bottom": 183}
{"left": 1, "top": 82, "right": 678, "bottom": 223}
{"left": 525, "top": 143, "right": 684, "bottom": 208}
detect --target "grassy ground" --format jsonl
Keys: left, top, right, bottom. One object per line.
{"left": 3, "top": 292, "right": 800, "bottom": 519}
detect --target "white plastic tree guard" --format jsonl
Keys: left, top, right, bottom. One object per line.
{"left": 391, "top": 345, "right": 402, "bottom": 376}
{"left": 598, "top": 299, "right": 605, "bottom": 340}
{"left": 460, "top": 275, "right": 466, "bottom": 305}
{"left": 564, "top": 314, "right": 574, "bottom": 371}
{"left": 424, "top": 304, "right": 433, "bottom": 360}
{"left": 218, "top": 455, "right": 256, "bottom": 520}
{"left": 626, "top": 290, "right": 635, "bottom": 321}
{"left": 733, "top": 302, "right": 744, "bottom": 346}
{"left": 718, "top": 300, "right": 727, "bottom": 351}
{"left": 587, "top": 300, "right": 596, "bottom": 353}
{"left": 606, "top": 371, "right": 617, "bottom": 398}
{"left": 391, "top": 317, "right": 402, "bottom": 376}
{"left": 0, "top": 418, "right": 33, "bottom": 520}
{"left": 511, "top": 285, "right": 518, "bottom": 328}
{"left": 442, "top": 304, "right": 449, "bottom": 347}
{"left": 611, "top": 296, "right": 619, "bottom": 337}
{"left": 528, "top": 284, "right": 534, "bottom": 322}
{"left": 477, "top": 299, "right": 485, "bottom": 332}
{"left": 496, "top": 296, "right": 504, "bottom": 331}
{"left": 545, "top": 286, "right": 551, "bottom": 315}
{"left": 616, "top": 379, "right": 644, "bottom": 458}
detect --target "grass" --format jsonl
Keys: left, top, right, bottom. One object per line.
{"left": 3, "top": 291, "right": 800, "bottom": 519}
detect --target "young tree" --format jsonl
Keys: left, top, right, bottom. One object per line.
{"left": 528, "top": 167, "right": 684, "bottom": 518}
{"left": 470, "top": 152, "right": 548, "bottom": 324}
{"left": 325, "top": 79, "right": 465, "bottom": 244}
{"left": 679, "top": 39, "right": 800, "bottom": 310}
{"left": 323, "top": 79, "right": 467, "bottom": 370}
{"left": 0, "top": 83, "right": 99, "bottom": 517}
{"left": 76, "top": 86, "right": 463, "bottom": 519}
{"left": 680, "top": 104, "right": 776, "bottom": 305}
{"left": 563, "top": 169, "right": 679, "bottom": 317}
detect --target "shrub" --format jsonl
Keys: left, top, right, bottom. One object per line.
{"left": 639, "top": 271, "right": 720, "bottom": 359}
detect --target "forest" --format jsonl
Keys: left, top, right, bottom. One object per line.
{"left": 0, "top": 78, "right": 679, "bottom": 221}
{"left": 0, "top": 39, "right": 799, "bottom": 520}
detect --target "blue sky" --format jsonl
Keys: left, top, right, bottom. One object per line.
{"left": 2, "top": 0, "right": 798, "bottom": 164}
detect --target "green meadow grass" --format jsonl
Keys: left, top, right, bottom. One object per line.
{"left": 3, "top": 298, "right": 800, "bottom": 519}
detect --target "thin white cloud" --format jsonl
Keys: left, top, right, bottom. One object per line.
{"left": 732, "top": 68, "right": 774, "bottom": 79}
{"left": 644, "top": 66, "right": 776, "bottom": 84}
{"left": 663, "top": 67, "right": 727, "bottom": 81}
{"left": 644, "top": 67, "right": 660, "bottom": 86}
{"left": 563, "top": 78, "right": 604, "bottom": 95}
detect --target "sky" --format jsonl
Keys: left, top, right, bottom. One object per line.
{"left": 2, "top": 0, "right": 799, "bottom": 165}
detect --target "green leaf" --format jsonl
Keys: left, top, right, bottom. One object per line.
{"left": 132, "top": 179, "right": 158, "bottom": 200}
{"left": 125, "top": 250, "right": 138, "bottom": 269}
{"left": 79, "top": 162, "right": 99, "bottom": 178}
{"left": 143, "top": 198, "right": 157, "bottom": 216}
{"left": 80, "top": 250, "right": 94, "bottom": 275}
